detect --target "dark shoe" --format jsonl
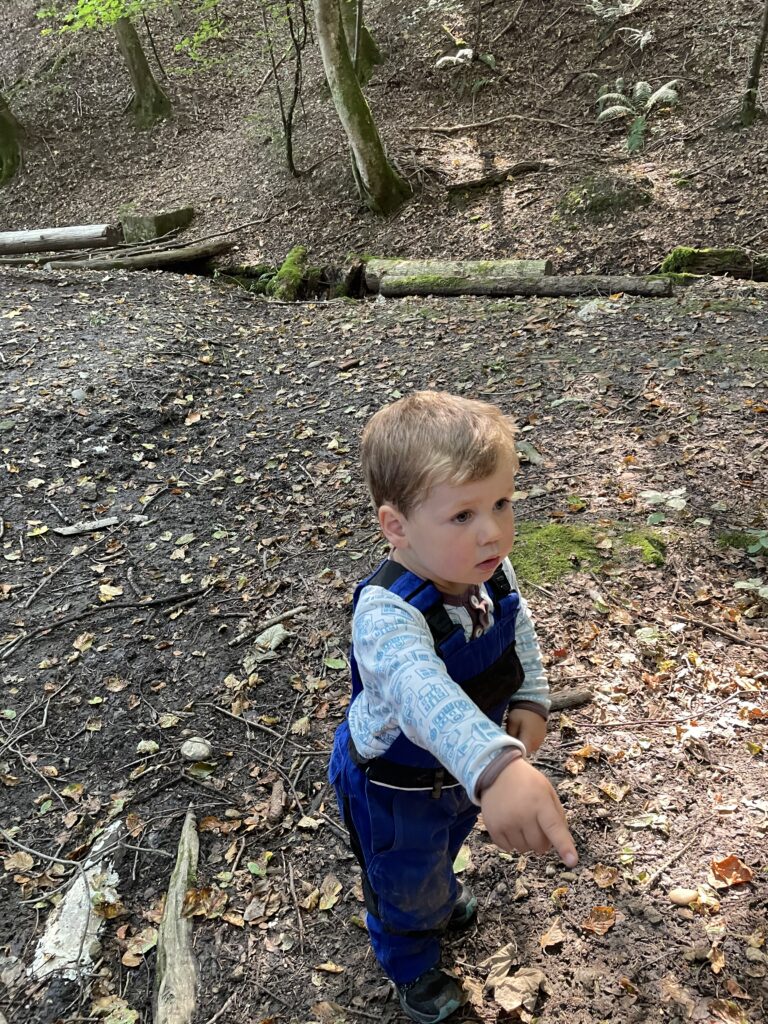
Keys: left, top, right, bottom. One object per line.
{"left": 396, "top": 967, "right": 464, "bottom": 1023}
{"left": 447, "top": 880, "right": 477, "bottom": 931}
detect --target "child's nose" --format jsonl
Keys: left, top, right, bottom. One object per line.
{"left": 479, "top": 517, "right": 501, "bottom": 544}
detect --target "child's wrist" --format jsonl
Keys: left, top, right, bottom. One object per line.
{"left": 476, "top": 747, "right": 524, "bottom": 798}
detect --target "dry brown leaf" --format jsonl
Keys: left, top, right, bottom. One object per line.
{"left": 493, "top": 967, "right": 548, "bottom": 1019}
{"left": 318, "top": 873, "right": 342, "bottom": 911}
{"left": 597, "top": 779, "right": 629, "bottom": 803}
{"left": 3, "top": 851, "right": 34, "bottom": 872}
{"left": 709, "top": 855, "right": 753, "bottom": 889}
{"left": 480, "top": 940, "right": 519, "bottom": 990}
{"left": 592, "top": 864, "right": 619, "bottom": 888}
{"left": 540, "top": 916, "right": 566, "bottom": 950}
{"left": 659, "top": 975, "right": 696, "bottom": 1017}
{"left": 582, "top": 905, "right": 618, "bottom": 935}
{"left": 182, "top": 885, "right": 228, "bottom": 919}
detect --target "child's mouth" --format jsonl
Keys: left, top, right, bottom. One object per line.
{"left": 476, "top": 556, "right": 500, "bottom": 571}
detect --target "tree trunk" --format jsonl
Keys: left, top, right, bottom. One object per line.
{"left": 0, "top": 223, "right": 123, "bottom": 255}
{"left": 741, "top": 0, "right": 768, "bottom": 126}
{"left": 313, "top": 0, "right": 410, "bottom": 215}
{"left": 0, "top": 93, "right": 22, "bottom": 186}
{"left": 339, "top": 0, "right": 382, "bottom": 85}
{"left": 113, "top": 17, "right": 172, "bottom": 129}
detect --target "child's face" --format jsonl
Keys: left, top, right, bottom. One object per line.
{"left": 382, "top": 453, "right": 517, "bottom": 595}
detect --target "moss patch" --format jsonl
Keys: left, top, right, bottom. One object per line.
{"left": 717, "top": 530, "right": 761, "bottom": 550}
{"left": 557, "top": 174, "right": 652, "bottom": 223}
{"left": 267, "top": 245, "right": 308, "bottom": 301}
{"left": 511, "top": 522, "right": 666, "bottom": 583}
{"left": 511, "top": 523, "right": 602, "bottom": 583}
{"left": 621, "top": 529, "right": 666, "bottom": 566}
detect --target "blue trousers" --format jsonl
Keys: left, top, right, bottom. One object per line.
{"left": 329, "top": 720, "right": 478, "bottom": 985}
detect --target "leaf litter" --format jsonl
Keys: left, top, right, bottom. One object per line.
{"left": 0, "top": 268, "right": 766, "bottom": 1022}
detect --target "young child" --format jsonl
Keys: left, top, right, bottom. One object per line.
{"left": 329, "top": 391, "right": 578, "bottom": 1024}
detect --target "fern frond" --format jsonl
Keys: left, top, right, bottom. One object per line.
{"left": 597, "top": 104, "right": 634, "bottom": 122}
{"left": 597, "top": 92, "right": 630, "bottom": 108}
{"left": 645, "top": 80, "right": 679, "bottom": 110}
{"left": 632, "top": 80, "right": 652, "bottom": 103}
{"left": 626, "top": 114, "right": 647, "bottom": 152}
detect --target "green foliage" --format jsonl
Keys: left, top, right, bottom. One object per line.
{"left": 175, "top": 0, "right": 226, "bottom": 63}
{"left": 38, "top": 0, "right": 154, "bottom": 32}
{"left": 511, "top": 523, "right": 602, "bottom": 584}
{"left": 596, "top": 77, "right": 680, "bottom": 153}
{"left": 734, "top": 577, "right": 768, "bottom": 600}
{"left": 585, "top": 0, "right": 644, "bottom": 20}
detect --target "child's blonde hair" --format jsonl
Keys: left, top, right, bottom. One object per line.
{"left": 361, "top": 391, "right": 518, "bottom": 515}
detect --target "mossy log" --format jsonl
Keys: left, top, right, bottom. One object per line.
{"left": 365, "top": 258, "right": 553, "bottom": 294}
{"left": 44, "top": 238, "right": 233, "bottom": 271}
{"left": 660, "top": 246, "right": 768, "bottom": 280}
{"left": 0, "top": 223, "right": 123, "bottom": 255}
{"left": 365, "top": 260, "right": 669, "bottom": 298}
{"left": 154, "top": 806, "right": 199, "bottom": 1024}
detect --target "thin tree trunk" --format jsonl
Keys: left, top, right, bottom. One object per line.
{"left": 741, "top": 0, "right": 768, "bottom": 126}
{"left": 113, "top": 17, "right": 172, "bottom": 128}
{"left": 339, "top": 0, "right": 382, "bottom": 84}
{"left": 313, "top": 0, "right": 409, "bottom": 214}
{"left": 0, "top": 93, "right": 22, "bottom": 186}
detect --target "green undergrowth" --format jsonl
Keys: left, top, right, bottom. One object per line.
{"left": 511, "top": 522, "right": 666, "bottom": 584}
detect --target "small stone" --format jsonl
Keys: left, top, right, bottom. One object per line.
{"left": 643, "top": 906, "right": 663, "bottom": 925}
{"left": 668, "top": 887, "right": 698, "bottom": 906}
{"left": 560, "top": 871, "right": 577, "bottom": 882}
{"left": 180, "top": 737, "right": 212, "bottom": 761}
{"left": 71, "top": 388, "right": 87, "bottom": 403}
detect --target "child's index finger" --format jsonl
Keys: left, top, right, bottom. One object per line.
{"left": 539, "top": 803, "right": 579, "bottom": 867}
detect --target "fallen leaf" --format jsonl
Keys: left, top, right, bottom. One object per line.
{"left": 493, "top": 967, "right": 548, "bottom": 1018}
{"left": 318, "top": 873, "right": 342, "bottom": 911}
{"left": 582, "top": 905, "right": 618, "bottom": 935}
{"left": 709, "top": 855, "right": 753, "bottom": 889}
{"left": 453, "top": 844, "right": 472, "bottom": 874}
{"left": 315, "top": 961, "right": 345, "bottom": 973}
{"left": 597, "top": 780, "right": 629, "bottom": 803}
{"left": 592, "top": 864, "right": 619, "bottom": 888}
{"left": 540, "top": 916, "right": 566, "bottom": 950}
{"left": 480, "top": 940, "right": 519, "bottom": 990}
{"left": 3, "top": 851, "right": 34, "bottom": 872}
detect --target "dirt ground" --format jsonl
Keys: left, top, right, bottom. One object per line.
{"left": 1, "top": 266, "right": 766, "bottom": 1024}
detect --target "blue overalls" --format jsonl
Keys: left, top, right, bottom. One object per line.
{"left": 329, "top": 559, "right": 524, "bottom": 985}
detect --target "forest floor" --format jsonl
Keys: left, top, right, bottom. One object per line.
{"left": 0, "top": 267, "right": 766, "bottom": 1024}
{"left": 1, "top": 0, "right": 768, "bottom": 272}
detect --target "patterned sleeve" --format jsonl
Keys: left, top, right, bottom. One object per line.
{"left": 348, "top": 586, "right": 524, "bottom": 803}
{"left": 503, "top": 561, "right": 551, "bottom": 715}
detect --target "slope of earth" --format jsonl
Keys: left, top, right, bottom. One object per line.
{"left": 1, "top": 267, "right": 767, "bottom": 1024}
{"left": 1, "top": 0, "right": 768, "bottom": 273}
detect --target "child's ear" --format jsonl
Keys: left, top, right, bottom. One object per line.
{"left": 378, "top": 504, "right": 409, "bottom": 548}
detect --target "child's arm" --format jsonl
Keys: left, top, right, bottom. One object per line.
{"left": 480, "top": 757, "right": 578, "bottom": 866}
{"left": 350, "top": 587, "right": 525, "bottom": 798}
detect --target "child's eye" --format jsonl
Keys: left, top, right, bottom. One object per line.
{"left": 453, "top": 511, "right": 472, "bottom": 524}
{"left": 494, "top": 498, "right": 511, "bottom": 511}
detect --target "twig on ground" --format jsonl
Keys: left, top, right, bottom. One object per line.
{"left": 644, "top": 833, "right": 698, "bottom": 891}
{"left": 285, "top": 855, "right": 305, "bottom": 954}
{"left": 411, "top": 113, "right": 586, "bottom": 134}
{"left": 203, "top": 993, "right": 236, "bottom": 1024}
{"left": 674, "top": 613, "right": 768, "bottom": 653}
{"left": 228, "top": 603, "right": 308, "bottom": 647}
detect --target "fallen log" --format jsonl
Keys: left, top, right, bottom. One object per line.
{"left": 0, "top": 223, "right": 123, "bottom": 255}
{"left": 154, "top": 805, "right": 199, "bottom": 1024}
{"left": 659, "top": 245, "right": 768, "bottom": 280}
{"left": 446, "top": 161, "right": 551, "bottom": 192}
{"left": 365, "top": 257, "right": 553, "bottom": 294}
{"left": 44, "top": 237, "right": 233, "bottom": 271}
{"left": 366, "top": 261, "right": 671, "bottom": 298}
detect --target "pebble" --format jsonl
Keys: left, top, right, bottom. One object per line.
{"left": 180, "top": 737, "right": 212, "bottom": 761}
{"left": 668, "top": 887, "right": 698, "bottom": 906}
{"left": 560, "top": 871, "right": 577, "bottom": 882}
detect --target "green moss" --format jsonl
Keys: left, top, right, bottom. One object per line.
{"left": 717, "top": 530, "right": 757, "bottom": 550}
{"left": 511, "top": 523, "right": 602, "bottom": 583}
{"left": 267, "top": 245, "right": 307, "bottom": 301}
{"left": 557, "top": 174, "right": 653, "bottom": 223}
{"left": 659, "top": 246, "right": 699, "bottom": 273}
{"left": 621, "top": 529, "right": 666, "bottom": 566}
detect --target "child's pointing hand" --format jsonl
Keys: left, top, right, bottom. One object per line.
{"left": 480, "top": 757, "right": 579, "bottom": 868}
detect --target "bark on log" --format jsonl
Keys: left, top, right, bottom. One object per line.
{"left": 365, "top": 260, "right": 670, "bottom": 298}
{"left": 154, "top": 805, "right": 199, "bottom": 1024}
{"left": 446, "top": 161, "right": 551, "bottom": 192}
{"left": 549, "top": 688, "right": 594, "bottom": 712}
{"left": 660, "top": 246, "right": 768, "bottom": 280}
{"left": 0, "top": 224, "right": 123, "bottom": 255}
{"left": 365, "top": 257, "right": 553, "bottom": 293}
{"left": 44, "top": 238, "right": 233, "bottom": 271}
